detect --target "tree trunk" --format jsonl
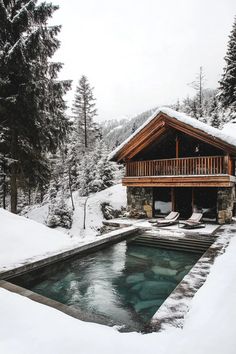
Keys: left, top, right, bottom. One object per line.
{"left": 10, "top": 163, "right": 17, "bottom": 213}
{"left": 84, "top": 111, "right": 87, "bottom": 148}
{"left": 68, "top": 166, "right": 75, "bottom": 210}
{"left": 2, "top": 159, "right": 6, "bottom": 209}
{"left": 10, "top": 130, "right": 18, "bottom": 214}
{"left": 28, "top": 187, "right": 31, "bottom": 205}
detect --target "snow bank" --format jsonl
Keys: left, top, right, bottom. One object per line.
{"left": 109, "top": 107, "right": 236, "bottom": 160}
{"left": 0, "top": 225, "right": 236, "bottom": 353}
{"left": 0, "top": 208, "right": 79, "bottom": 272}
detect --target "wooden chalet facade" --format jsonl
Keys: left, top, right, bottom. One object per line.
{"left": 110, "top": 108, "right": 236, "bottom": 224}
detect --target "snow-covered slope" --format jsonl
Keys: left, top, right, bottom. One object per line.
{"left": 27, "top": 184, "right": 127, "bottom": 239}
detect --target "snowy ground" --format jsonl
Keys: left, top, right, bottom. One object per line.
{"left": 1, "top": 184, "right": 236, "bottom": 353}
{"left": 0, "top": 222, "right": 235, "bottom": 353}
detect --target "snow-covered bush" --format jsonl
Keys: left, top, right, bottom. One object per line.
{"left": 46, "top": 189, "right": 73, "bottom": 229}
{"left": 101, "top": 202, "right": 123, "bottom": 220}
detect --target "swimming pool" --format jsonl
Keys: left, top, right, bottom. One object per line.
{"left": 10, "top": 239, "right": 201, "bottom": 331}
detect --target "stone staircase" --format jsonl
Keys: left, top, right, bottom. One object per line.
{"left": 130, "top": 233, "right": 215, "bottom": 254}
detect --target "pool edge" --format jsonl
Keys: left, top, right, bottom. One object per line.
{"left": 0, "top": 226, "right": 140, "bottom": 280}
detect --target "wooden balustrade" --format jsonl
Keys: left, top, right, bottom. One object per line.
{"left": 126, "top": 156, "right": 228, "bottom": 177}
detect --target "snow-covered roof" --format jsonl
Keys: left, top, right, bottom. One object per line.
{"left": 109, "top": 107, "right": 236, "bottom": 161}
{"left": 222, "top": 120, "right": 236, "bottom": 138}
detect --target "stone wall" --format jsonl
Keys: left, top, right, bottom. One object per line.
{"left": 217, "top": 187, "right": 235, "bottom": 224}
{"left": 127, "top": 187, "right": 153, "bottom": 216}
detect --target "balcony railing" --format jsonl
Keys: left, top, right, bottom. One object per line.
{"left": 126, "top": 156, "right": 231, "bottom": 177}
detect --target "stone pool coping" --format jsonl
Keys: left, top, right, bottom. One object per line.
{"left": 0, "top": 225, "right": 139, "bottom": 280}
{"left": 148, "top": 223, "right": 234, "bottom": 332}
{"left": 103, "top": 218, "right": 221, "bottom": 237}
{"left": 0, "top": 280, "right": 112, "bottom": 327}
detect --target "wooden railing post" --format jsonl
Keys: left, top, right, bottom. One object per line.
{"left": 228, "top": 155, "right": 233, "bottom": 175}
{"left": 223, "top": 155, "right": 228, "bottom": 174}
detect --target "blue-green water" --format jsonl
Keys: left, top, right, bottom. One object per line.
{"left": 12, "top": 241, "right": 200, "bottom": 331}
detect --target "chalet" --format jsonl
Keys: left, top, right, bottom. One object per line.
{"left": 110, "top": 107, "right": 236, "bottom": 224}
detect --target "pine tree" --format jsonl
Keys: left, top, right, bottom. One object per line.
{"left": 188, "top": 67, "right": 205, "bottom": 119}
{"left": 78, "top": 154, "right": 93, "bottom": 196}
{"left": 72, "top": 75, "right": 99, "bottom": 151}
{"left": 78, "top": 141, "right": 114, "bottom": 196}
{"left": 0, "top": 1, "right": 71, "bottom": 213}
{"left": 182, "top": 96, "right": 199, "bottom": 119}
{"left": 131, "top": 122, "right": 137, "bottom": 133}
{"left": 219, "top": 17, "right": 236, "bottom": 118}
{"left": 209, "top": 96, "right": 221, "bottom": 128}
{"left": 46, "top": 184, "right": 73, "bottom": 229}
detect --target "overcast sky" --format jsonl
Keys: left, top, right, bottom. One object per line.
{"left": 51, "top": 0, "right": 236, "bottom": 121}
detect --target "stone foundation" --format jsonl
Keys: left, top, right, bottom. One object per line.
{"left": 217, "top": 187, "right": 235, "bottom": 224}
{"left": 127, "top": 187, "right": 153, "bottom": 216}
{"left": 127, "top": 186, "right": 235, "bottom": 223}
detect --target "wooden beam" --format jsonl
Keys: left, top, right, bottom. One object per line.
{"left": 228, "top": 154, "right": 233, "bottom": 175}
{"left": 171, "top": 187, "right": 176, "bottom": 211}
{"left": 116, "top": 117, "right": 164, "bottom": 161}
{"left": 118, "top": 123, "right": 167, "bottom": 161}
{"left": 191, "top": 187, "right": 195, "bottom": 212}
{"left": 175, "top": 135, "right": 179, "bottom": 159}
{"left": 122, "top": 175, "right": 234, "bottom": 188}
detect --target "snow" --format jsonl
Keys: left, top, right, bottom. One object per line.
{"left": 0, "top": 208, "right": 79, "bottom": 272}
{"left": 222, "top": 120, "right": 236, "bottom": 138}
{"left": 0, "top": 222, "right": 236, "bottom": 353}
{"left": 108, "top": 124, "right": 123, "bottom": 134}
{"left": 0, "top": 184, "right": 127, "bottom": 272}
{"left": 109, "top": 107, "right": 236, "bottom": 160}
{"left": 27, "top": 183, "right": 127, "bottom": 239}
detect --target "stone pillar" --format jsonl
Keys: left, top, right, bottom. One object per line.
{"left": 217, "top": 187, "right": 235, "bottom": 224}
{"left": 127, "top": 187, "right": 153, "bottom": 216}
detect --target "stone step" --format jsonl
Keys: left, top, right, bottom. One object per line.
{"left": 133, "top": 238, "right": 209, "bottom": 249}
{"left": 135, "top": 237, "right": 212, "bottom": 248}
{"left": 132, "top": 240, "right": 205, "bottom": 254}
{"left": 137, "top": 235, "right": 213, "bottom": 246}
{"left": 132, "top": 241, "right": 204, "bottom": 253}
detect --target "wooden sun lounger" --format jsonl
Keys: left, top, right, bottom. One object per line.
{"left": 154, "top": 211, "right": 180, "bottom": 227}
{"left": 179, "top": 213, "right": 205, "bottom": 229}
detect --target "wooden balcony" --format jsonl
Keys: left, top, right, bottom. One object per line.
{"left": 123, "top": 155, "right": 236, "bottom": 187}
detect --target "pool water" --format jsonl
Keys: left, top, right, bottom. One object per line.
{"left": 11, "top": 241, "right": 200, "bottom": 331}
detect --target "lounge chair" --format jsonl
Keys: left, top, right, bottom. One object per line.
{"left": 179, "top": 213, "right": 205, "bottom": 229}
{"left": 154, "top": 211, "right": 180, "bottom": 227}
